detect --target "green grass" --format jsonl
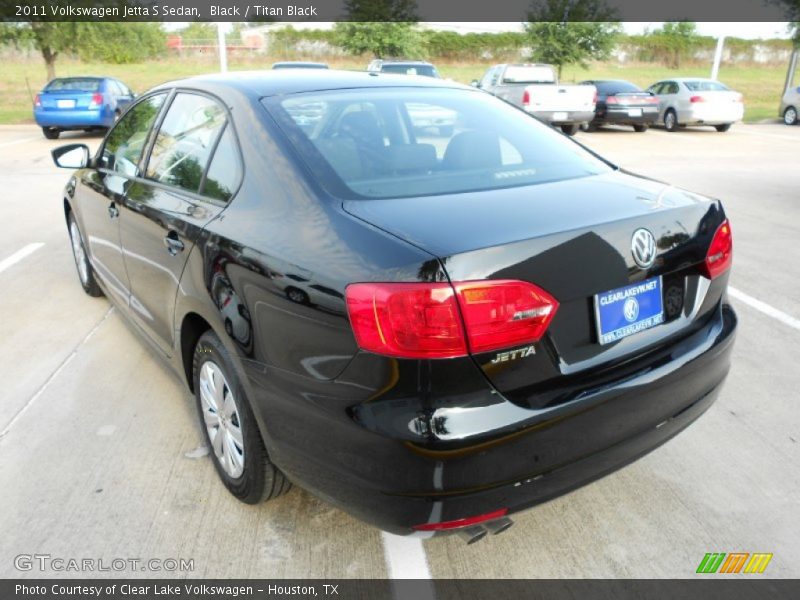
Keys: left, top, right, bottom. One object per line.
{"left": 1, "top": 55, "right": 786, "bottom": 125}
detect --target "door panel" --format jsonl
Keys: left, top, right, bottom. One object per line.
{"left": 119, "top": 182, "right": 222, "bottom": 355}
{"left": 118, "top": 92, "right": 238, "bottom": 355}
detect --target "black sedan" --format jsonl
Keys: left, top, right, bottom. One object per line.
{"left": 51, "top": 71, "right": 736, "bottom": 542}
{"left": 580, "top": 79, "right": 660, "bottom": 132}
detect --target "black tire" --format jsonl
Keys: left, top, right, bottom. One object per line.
{"left": 663, "top": 110, "right": 678, "bottom": 132}
{"left": 67, "top": 213, "right": 103, "bottom": 297}
{"left": 286, "top": 287, "right": 310, "bottom": 305}
{"left": 192, "top": 330, "right": 291, "bottom": 504}
{"left": 42, "top": 127, "right": 60, "bottom": 140}
{"left": 560, "top": 123, "right": 579, "bottom": 136}
{"left": 715, "top": 123, "right": 732, "bottom": 132}
{"left": 633, "top": 124, "right": 648, "bottom": 133}
{"left": 783, "top": 106, "right": 797, "bottom": 126}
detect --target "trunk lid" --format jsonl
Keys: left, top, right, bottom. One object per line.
{"left": 39, "top": 90, "right": 98, "bottom": 110}
{"left": 343, "top": 170, "right": 726, "bottom": 403}
{"left": 524, "top": 84, "right": 596, "bottom": 113}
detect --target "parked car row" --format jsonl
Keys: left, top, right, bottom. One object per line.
{"left": 472, "top": 64, "right": 746, "bottom": 134}
{"left": 32, "top": 60, "right": 794, "bottom": 141}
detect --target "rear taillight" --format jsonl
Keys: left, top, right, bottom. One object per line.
{"left": 89, "top": 93, "right": 103, "bottom": 109}
{"left": 34, "top": 94, "right": 41, "bottom": 107}
{"left": 453, "top": 280, "right": 558, "bottom": 354}
{"left": 690, "top": 95, "right": 705, "bottom": 103}
{"left": 606, "top": 96, "right": 617, "bottom": 104}
{"left": 592, "top": 90, "right": 598, "bottom": 104}
{"left": 733, "top": 93, "right": 743, "bottom": 103}
{"left": 522, "top": 89, "right": 530, "bottom": 107}
{"left": 345, "top": 280, "right": 559, "bottom": 359}
{"left": 413, "top": 508, "right": 508, "bottom": 531}
{"left": 646, "top": 95, "right": 659, "bottom": 103}
{"left": 703, "top": 219, "right": 732, "bottom": 279}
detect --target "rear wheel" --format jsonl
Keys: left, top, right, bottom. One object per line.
{"left": 193, "top": 330, "right": 291, "bottom": 504}
{"left": 784, "top": 106, "right": 798, "bottom": 125}
{"left": 42, "top": 127, "right": 60, "bottom": 140}
{"left": 714, "top": 123, "right": 732, "bottom": 132}
{"left": 663, "top": 110, "right": 678, "bottom": 132}
{"left": 560, "top": 123, "right": 579, "bottom": 136}
{"left": 67, "top": 213, "right": 102, "bottom": 297}
{"left": 633, "top": 124, "right": 648, "bottom": 133}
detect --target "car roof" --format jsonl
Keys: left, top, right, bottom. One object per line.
{"left": 155, "top": 69, "right": 465, "bottom": 97}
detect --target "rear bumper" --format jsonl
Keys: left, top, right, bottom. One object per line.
{"left": 34, "top": 108, "right": 113, "bottom": 129}
{"left": 250, "top": 301, "right": 736, "bottom": 534}
{"left": 595, "top": 107, "right": 660, "bottom": 126}
{"left": 681, "top": 105, "right": 744, "bottom": 125}
{"left": 530, "top": 110, "right": 596, "bottom": 125}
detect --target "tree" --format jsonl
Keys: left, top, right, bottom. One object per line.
{"left": 526, "top": 0, "right": 620, "bottom": 78}
{"left": 28, "top": 23, "right": 79, "bottom": 81}
{"left": 75, "top": 23, "right": 165, "bottom": 64}
{"left": 652, "top": 22, "right": 701, "bottom": 69}
{"left": 334, "top": 0, "right": 422, "bottom": 58}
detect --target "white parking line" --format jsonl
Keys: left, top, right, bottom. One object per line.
{"left": 0, "top": 136, "right": 37, "bottom": 148}
{"left": 381, "top": 532, "right": 435, "bottom": 598}
{"left": 0, "top": 307, "right": 113, "bottom": 441}
{"left": 0, "top": 243, "right": 45, "bottom": 274}
{"left": 729, "top": 286, "right": 800, "bottom": 332}
{"left": 732, "top": 128, "right": 800, "bottom": 142}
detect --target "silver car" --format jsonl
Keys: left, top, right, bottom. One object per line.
{"left": 780, "top": 85, "right": 799, "bottom": 125}
{"left": 647, "top": 78, "right": 744, "bottom": 132}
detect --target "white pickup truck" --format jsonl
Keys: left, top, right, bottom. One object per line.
{"left": 474, "top": 64, "right": 596, "bottom": 135}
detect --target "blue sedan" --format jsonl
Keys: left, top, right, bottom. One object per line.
{"left": 34, "top": 77, "right": 135, "bottom": 139}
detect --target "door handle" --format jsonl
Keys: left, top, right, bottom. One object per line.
{"left": 163, "top": 231, "right": 185, "bottom": 256}
{"left": 108, "top": 203, "right": 119, "bottom": 219}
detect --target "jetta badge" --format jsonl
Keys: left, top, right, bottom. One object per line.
{"left": 631, "top": 228, "right": 657, "bottom": 269}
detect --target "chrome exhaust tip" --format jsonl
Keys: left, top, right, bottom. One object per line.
{"left": 484, "top": 516, "right": 514, "bottom": 536}
{"left": 455, "top": 525, "right": 488, "bottom": 544}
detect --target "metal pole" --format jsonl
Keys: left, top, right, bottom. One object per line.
{"left": 783, "top": 49, "right": 799, "bottom": 94}
{"left": 217, "top": 23, "right": 228, "bottom": 73}
{"left": 710, "top": 36, "right": 725, "bottom": 80}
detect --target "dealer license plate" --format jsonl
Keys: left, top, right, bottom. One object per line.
{"left": 594, "top": 277, "right": 664, "bottom": 345}
{"left": 553, "top": 112, "right": 567, "bottom": 121}
{"left": 628, "top": 108, "right": 643, "bottom": 117}
{"left": 57, "top": 99, "right": 76, "bottom": 109}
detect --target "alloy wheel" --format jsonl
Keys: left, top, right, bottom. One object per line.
{"left": 199, "top": 361, "right": 245, "bottom": 479}
{"left": 784, "top": 107, "right": 798, "bottom": 126}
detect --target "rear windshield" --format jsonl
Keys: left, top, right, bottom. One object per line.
{"left": 684, "top": 80, "right": 730, "bottom": 92}
{"left": 264, "top": 87, "right": 611, "bottom": 200}
{"left": 380, "top": 64, "right": 438, "bottom": 78}
{"left": 46, "top": 78, "right": 102, "bottom": 92}
{"left": 502, "top": 66, "right": 556, "bottom": 84}
{"left": 594, "top": 80, "right": 642, "bottom": 94}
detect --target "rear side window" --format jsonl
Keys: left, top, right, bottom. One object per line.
{"left": 101, "top": 93, "right": 167, "bottom": 177}
{"left": 146, "top": 93, "right": 227, "bottom": 194}
{"left": 501, "top": 66, "right": 556, "bottom": 84}
{"left": 684, "top": 81, "right": 730, "bottom": 92}
{"left": 46, "top": 78, "right": 101, "bottom": 92}
{"left": 380, "top": 64, "right": 438, "bottom": 78}
{"left": 202, "top": 126, "right": 241, "bottom": 202}
{"left": 596, "top": 81, "right": 641, "bottom": 94}
{"left": 265, "top": 87, "right": 611, "bottom": 200}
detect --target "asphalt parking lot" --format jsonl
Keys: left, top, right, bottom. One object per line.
{"left": 0, "top": 122, "right": 798, "bottom": 580}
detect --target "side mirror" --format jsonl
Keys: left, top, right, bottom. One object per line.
{"left": 51, "top": 144, "right": 90, "bottom": 169}
{"left": 470, "top": 79, "right": 480, "bottom": 88}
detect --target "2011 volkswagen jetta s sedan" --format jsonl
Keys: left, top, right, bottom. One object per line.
{"left": 51, "top": 71, "right": 736, "bottom": 542}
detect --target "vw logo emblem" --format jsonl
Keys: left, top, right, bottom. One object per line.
{"left": 623, "top": 297, "right": 639, "bottom": 322}
{"left": 631, "top": 228, "right": 657, "bottom": 269}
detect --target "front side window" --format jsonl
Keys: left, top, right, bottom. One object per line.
{"left": 146, "top": 93, "right": 227, "bottom": 194}
{"left": 265, "top": 87, "right": 611, "bottom": 200}
{"left": 101, "top": 93, "right": 166, "bottom": 177}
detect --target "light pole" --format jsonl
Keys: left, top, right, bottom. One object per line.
{"left": 217, "top": 23, "right": 228, "bottom": 73}
{"left": 710, "top": 36, "right": 725, "bottom": 80}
